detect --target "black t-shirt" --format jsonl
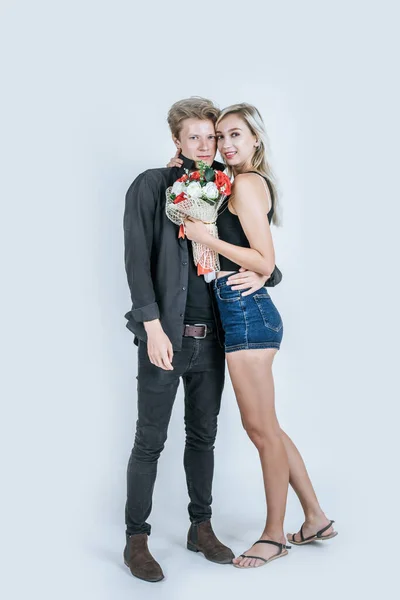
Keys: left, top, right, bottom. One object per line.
{"left": 184, "top": 242, "right": 215, "bottom": 326}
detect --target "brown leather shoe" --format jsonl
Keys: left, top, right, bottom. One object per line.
{"left": 123, "top": 533, "right": 164, "bottom": 582}
{"left": 187, "top": 520, "right": 234, "bottom": 564}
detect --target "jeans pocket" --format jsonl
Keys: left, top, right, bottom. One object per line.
{"left": 215, "top": 284, "right": 241, "bottom": 302}
{"left": 253, "top": 295, "right": 283, "bottom": 332}
{"left": 246, "top": 286, "right": 270, "bottom": 299}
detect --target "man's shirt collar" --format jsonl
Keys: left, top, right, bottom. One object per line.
{"left": 179, "top": 153, "right": 225, "bottom": 172}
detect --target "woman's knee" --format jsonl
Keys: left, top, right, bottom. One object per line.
{"left": 243, "top": 420, "right": 281, "bottom": 450}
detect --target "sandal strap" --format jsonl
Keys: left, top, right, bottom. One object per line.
{"left": 254, "top": 540, "right": 292, "bottom": 551}
{"left": 301, "top": 520, "right": 335, "bottom": 542}
{"left": 300, "top": 524, "right": 305, "bottom": 542}
{"left": 240, "top": 554, "right": 267, "bottom": 563}
{"left": 316, "top": 520, "right": 335, "bottom": 538}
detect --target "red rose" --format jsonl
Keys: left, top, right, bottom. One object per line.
{"left": 190, "top": 171, "right": 201, "bottom": 180}
{"left": 215, "top": 171, "right": 226, "bottom": 188}
{"left": 215, "top": 171, "right": 231, "bottom": 195}
{"left": 173, "top": 192, "right": 186, "bottom": 204}
{"left": 223, "top": 178, "right": 232, "bottom": 195}
{"left": 177, "top": 174, "right": 188, "bottom": 182}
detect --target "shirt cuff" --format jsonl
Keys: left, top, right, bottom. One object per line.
{"left": 131, "top": 302, "right": 160, "bottom": 323}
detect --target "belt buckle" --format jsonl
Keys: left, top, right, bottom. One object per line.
{"left": 194, "top": 323, "right": 207, "bottom": 339}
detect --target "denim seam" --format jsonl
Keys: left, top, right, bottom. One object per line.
{"left": 253, "top": 296, "right": 283, "bottom": 333}
{"left": 225, "top": 341, "right": 281, "bottom": 352}
{"left": 216, "top": 286, "right": 240, "bottom": 303}
{"left": 187, "top": 339, "right": 200, "bottom": 371}
{"left": 240, "top": 293, "right": 249, "bottom": 347}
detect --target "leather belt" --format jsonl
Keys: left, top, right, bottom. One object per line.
{"left": 183, "top": 324, "right": 211, "bottom": 339}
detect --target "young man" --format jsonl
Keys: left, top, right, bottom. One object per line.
{"left": 123, "top": 97, "right": 266, "bottom": 582}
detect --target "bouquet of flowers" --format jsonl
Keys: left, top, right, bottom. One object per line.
{"left": 165, "top": 161, "right": 231, "bottom": 281}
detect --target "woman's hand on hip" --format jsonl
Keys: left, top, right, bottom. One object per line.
{"left": 227, "top": 267, "right": 266, "bottom": 296}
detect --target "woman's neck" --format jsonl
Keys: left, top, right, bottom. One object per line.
{"left": 233, "top": 160, "right": 253, "bottom": 177}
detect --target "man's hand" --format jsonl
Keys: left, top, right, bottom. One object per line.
{"left": 227, "top": 267, "right": 266, "bottom": 297}
{"left": 144, "top": 320, "right": 174, "bottom": 370}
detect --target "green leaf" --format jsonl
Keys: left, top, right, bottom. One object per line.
{"left": 197, "top": 160, "right": 206, "bottom": 180}
{"left": 204, "top": 167, "right": 215, "bottom": 182}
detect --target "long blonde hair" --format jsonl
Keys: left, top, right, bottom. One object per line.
{"left": 216, "top": 103, "right": 281, "bottom": 226}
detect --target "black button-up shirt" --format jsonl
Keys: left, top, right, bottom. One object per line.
{"left": 123, "top": 154, "right": 225, "bottom": 350}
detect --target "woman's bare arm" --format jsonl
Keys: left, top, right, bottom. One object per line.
{"left": 185, "top": 173, "right": 275, "bottom": 277}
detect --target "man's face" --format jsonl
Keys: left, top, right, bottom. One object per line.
{"left": 174, "top": 118, "right": 217, "bottom": 168}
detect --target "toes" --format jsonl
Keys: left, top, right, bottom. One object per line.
{"left": 236, "top": 558, "right": 243, "bottom": 568}
{"left": 240, "top": 557, "right": 264, "bottom": 568}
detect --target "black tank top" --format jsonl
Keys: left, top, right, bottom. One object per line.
{"left": 216, "top": 172, "right": 274, "bottom": 271}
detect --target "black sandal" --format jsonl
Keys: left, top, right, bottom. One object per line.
{"left": 233, "top": 540, "right": 291, "bottom": 569}
{"left": 289, "top": 520, "right": 338, "bottom": 545}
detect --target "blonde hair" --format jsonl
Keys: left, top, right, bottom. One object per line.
{"left": 167, "top": 97, "right": 220, "bottom": 140}
{"left": 216, "top": 103, "right": 281, "bottom": 226}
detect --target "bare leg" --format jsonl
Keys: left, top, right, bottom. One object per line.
{"left": 227, "top": 349, "right": 290, "bottom": 568}
{"left": 281, "top": 430, "right": 335, "bottom": 540}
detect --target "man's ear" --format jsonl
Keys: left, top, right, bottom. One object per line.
{"left": 172, "top": 135, "right": 181, "bottom": 149}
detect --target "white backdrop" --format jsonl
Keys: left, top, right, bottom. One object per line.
{"left": 1, "top": 1, "right": 399, "bottom": 599}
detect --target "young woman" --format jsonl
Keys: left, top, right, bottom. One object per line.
{"left": 180, "top": 103, "right": 337, "bottom": 569}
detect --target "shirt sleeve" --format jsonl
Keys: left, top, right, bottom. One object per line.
{"left": 123, "top": 171, "right": 160, "bottom": 323}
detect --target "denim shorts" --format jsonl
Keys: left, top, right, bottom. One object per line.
{"left": 213, "top": 273, "right": 283, "bottom": 353}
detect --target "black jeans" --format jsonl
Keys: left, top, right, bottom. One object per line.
{"left": 125, "top": 331, "right": 225, "bottom": 536}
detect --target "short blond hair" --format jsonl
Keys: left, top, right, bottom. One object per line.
{"left": 167, "top": 97, "right": 220, "bottom": 139}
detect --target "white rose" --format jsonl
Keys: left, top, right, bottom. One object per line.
{"left": 204, "top": 182, "right": 219, "bottom": 200}
{"left": 186, "top": 181, "right": 202, "bottom": 199}
{"left": 171, "top": 181, "right": 185, "bottom": 196}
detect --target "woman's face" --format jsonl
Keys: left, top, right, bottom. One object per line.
{"left": 216, "top": 114, "right": 258, "bottom": 172}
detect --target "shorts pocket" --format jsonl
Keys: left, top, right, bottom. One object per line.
{"left": 253, "top": 295, "right": 283, "bottom": 332}
{"left": 247, "top": 287, "right": 270, "bottom": 299}
{"left": 215, "top": 284, "right": 241, "bottom": 302}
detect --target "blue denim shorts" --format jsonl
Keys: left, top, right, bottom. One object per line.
{"left": 213, "top": 273, "right": 283, "bottom": 353}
